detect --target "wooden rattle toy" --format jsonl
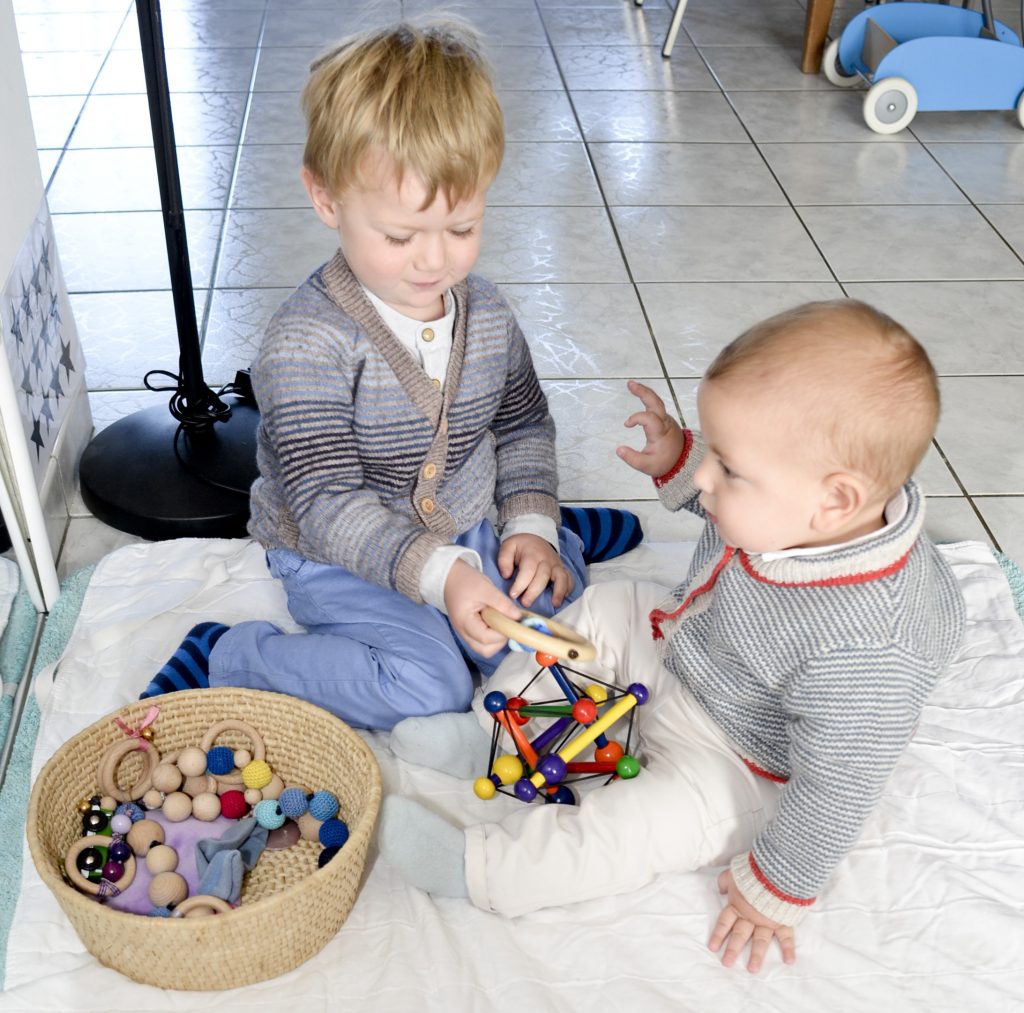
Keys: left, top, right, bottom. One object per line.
{"left": 476, "top": 609, "right": 647, "bottom": 805}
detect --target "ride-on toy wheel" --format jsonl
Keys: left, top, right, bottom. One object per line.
{"left": 864, "top": 77, "right": 918, "bottom": 134}
{"left": 822, "top": 39, "right": 859, "bottom": 88}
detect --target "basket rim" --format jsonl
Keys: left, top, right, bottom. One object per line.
{"left": 26, "top": 687, "right": 382, "bottom": 934}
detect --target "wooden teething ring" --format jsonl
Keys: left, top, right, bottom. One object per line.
{"left": 172, "top": 894, "right": 233, "bottom": 918}
{"left": 97, "top": 737, "right": 161, "bottom": 802}
{"left": 64, "top": 835, "right": 137, "bottom": 896}
{"left": 481, "top": 607, "right": 596, "bottom": 662}
{"left": 198, "top": 718, "right": 267, "bottom": 786}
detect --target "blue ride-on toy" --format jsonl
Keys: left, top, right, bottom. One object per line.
{"left": 824, "top": 1, "right": 1024, "bottom": 133}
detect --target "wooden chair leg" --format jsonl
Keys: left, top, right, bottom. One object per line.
{"left": 802, "top": 0, "right": 836, "bottom": 73}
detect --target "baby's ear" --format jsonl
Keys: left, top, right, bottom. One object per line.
{"left": 813, "top": 472, "right": 868, "bottom": 534}
{"left": 301, "top": 167, "right": 340, "bottom": 228}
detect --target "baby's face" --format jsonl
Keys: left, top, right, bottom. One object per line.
{"left": 693, "top": 379, "right": 832, "bottom": 554}
{"left": 318, "top": 154, "right": 486, "bottom": 321}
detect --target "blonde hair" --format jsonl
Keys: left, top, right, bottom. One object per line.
{"left": 704, "top": 300, "right": 939, "bottom": 494}
{"left": 301, "top": 20, "right": 504, "bottom": 207}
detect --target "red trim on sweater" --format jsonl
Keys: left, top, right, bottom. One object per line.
{"left": 650, "top": 546, "right": 735, "bottom": 640}
{"left": 743, "top": 758, "right": 788, "bottom": 784}
{"left": 737, "top": 547, "right": 913, "bottom": 588}
{"left": 748, "top": 853, "right": 816, "bottom": 907}
{"left": 653, "top": 430, "right": 693, "bottom": 489}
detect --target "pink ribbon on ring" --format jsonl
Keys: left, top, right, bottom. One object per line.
{"left": 113, "top": 704, "right": 160, "bottom": 751}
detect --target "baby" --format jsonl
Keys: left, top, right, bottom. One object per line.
{"left": 378, "top": 299, "right": 967, "bottom": 973}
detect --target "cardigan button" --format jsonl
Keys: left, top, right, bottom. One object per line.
{"left": 423, "top": 463, "right": 437, "bottom": 479}
{"left": 421, "top": 497, "right": 435, "bottom": 514}
{"left": 432, "top": 378, "right": 441, "bottom": 390}
{"left": 421, "top": 327, "right": 435, "bottom": 342}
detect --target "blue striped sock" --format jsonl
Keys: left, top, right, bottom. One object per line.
{"left": 560, "top": 507, "right": 643, "bottom": 564}
{"left": 139, "top": 622, "right": 229, "bottom": 699}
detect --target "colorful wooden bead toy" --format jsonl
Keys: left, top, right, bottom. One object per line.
{"left": 475, "top": 611, "right": 647, "bottom": 805}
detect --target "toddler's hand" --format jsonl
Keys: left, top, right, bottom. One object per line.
{"left": 444, "top": 559, "right": 521, "bottom": 657}
{"left": 708, "top": 869, "right": 797, "bottom": 974}
{"left": 497, "top": 533, "right": 574, "bottom": 609}
{"left": 617, "top": 380, "right": 687, "bottom": 479}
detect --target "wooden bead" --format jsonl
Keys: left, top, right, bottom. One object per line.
{"left": 232, "top": 749, "right": 252, "bottom": 769}
{"left": 99, "top": 795, "right": 117, "bottom": 812}
{"left": 162, "top": 791, "right": 192, "bottom": 822}
{"left": 126, "top": 818, "right": 165, "bottom": 857}
{"left": 142, "top": 789, "right": 164, "bottom": 810}
{"left": 261, "top": 774, "right": 285, "bottom": 801}
{"left": 191, "top": 792, "right": 221, "bottom": 821}
{"left": 182, "top": 774, "right": 216, "bottom": 797}
{"left": 243, "top": 788, "right": 263, "bottom": 806}
{"left": 145, "top": 844, "right": 178, "bottom": 875}
{"left": 176, "top": 746, "right": 207, "bottom": 778}
{"left": 149, "top": 870, "right": 187, "bottom": 908}
{"left": 151, "top": 763, "right": 183, "bottom": 793}
{"left": 297, "top": 812, "right": 322, "bottom": 843}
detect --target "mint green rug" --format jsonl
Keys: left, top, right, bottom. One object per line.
{"left": 0, "top": 566, "right": 93, "bottom": 988}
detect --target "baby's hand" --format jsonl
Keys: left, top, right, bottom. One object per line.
{"left": 497, "top": 533, "right": 573, "bottom": 608}
{"left": 616, "top": 380, "right": 687, "bottom": 479}
{"left": 708, "top": 869, "right": 797, "bottom": 974}
{"left": 444, "top": 559, "right": 521, "bottom": 656}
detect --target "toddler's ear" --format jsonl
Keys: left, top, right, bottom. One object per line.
{"left": 301, "top": 167, "right": 340, "bottom": 228}
{"left": 813, "top": 473, "right": 868, "bottom": 534}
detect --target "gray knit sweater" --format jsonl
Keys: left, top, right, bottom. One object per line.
{"left": 652, "top": 431, "right": 965, "bottom": 925}
{"left": 247, "top": 252, "right": 560, "bottom": 602}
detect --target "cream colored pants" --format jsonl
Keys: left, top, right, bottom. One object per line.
{"left": 465, "top": 580, "right": 780, "bottom": 917}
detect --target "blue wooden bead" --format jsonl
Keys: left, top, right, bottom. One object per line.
{"left": 484, "top": 691, "right": 508, "bottom": 713}
{"left": 278, "top": 787, "right": 309, "bottom": 819}
{"left": 206, "top": 745, "right": 235, "bottom": 775}
{"left": 254, "top": 799, "right": 286, "bottom": 830}
{"left": 308, "top": 790, "right": 339, "bottom": 822}
{"left": 318, "top": 817, "right": 349, "bottom": 849}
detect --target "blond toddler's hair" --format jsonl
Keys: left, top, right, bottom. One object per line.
{"left": 705, "top": 300, "right": 939, "bottom": 495}
{"left": 301, "top": 20, "right": 504, "bottom": 207}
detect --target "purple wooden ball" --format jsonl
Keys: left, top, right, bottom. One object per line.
{"left": 110, "top": 813, "right": 132, "bottom": 835}
{"left": 537, "top": 754, "right": 566, "bottom": 785}
{"left": 102, "top": 860, "right": 125, "bottom": 883}
{"left": 109, "top": 840, "right": 132, "bottom": 863}
{"left": 513, "top": 779, "right": 537, "bottom": 803}
{"left": 628, "top": 682, "right": 649, "bottom": 705}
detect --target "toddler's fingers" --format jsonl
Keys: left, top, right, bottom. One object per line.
{"left": 496, "top": 540, "right": 516, "bottom": 580}
{"left": 721, "top": 919, "right": 754, "bottom": 969}
{"left": 551, "top": 566, "right": 573, "bottom": 608}
{"left": 616, "top": 445, "right": 660, "bottom": 475}
{"left": 746, "top": 926, "right": 774, "bottom": 975}
{"left": 626, "top": 379, "right": 663, "bottom": 413}
{"left": 778, "top": 929, "right": 797, "bottom": 965}
{"left": 707, "top": 906, "right": 737, "bottom": 954}
{"left": 518, "top": 563, "right": 551, "bottom": 609}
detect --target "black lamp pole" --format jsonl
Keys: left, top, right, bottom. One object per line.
{"left": 78, "top": 0, "right": 259, "bottom": 540}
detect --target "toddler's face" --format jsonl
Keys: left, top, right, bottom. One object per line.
{"left": 320, "top": 158, "right": 486, "bottom": 321}
{"left": 693, "top": 379, "right": 831, "bottom": 554}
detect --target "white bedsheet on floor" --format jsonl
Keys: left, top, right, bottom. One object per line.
{"left": 6, "top": 538, "right": 1024, "bottom": 1011}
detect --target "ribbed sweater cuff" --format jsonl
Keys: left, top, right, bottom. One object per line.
{"left": 654, "top": 430, "right": 702, "bottom": 512}
{"left": 395, "top": 531, "right": 451, "bottom": 604}
{"left": 498, "top": 492, "right": 560, "bottom": 529}
{"left": 729, "top": 852, "right": 813, "bottom": 927}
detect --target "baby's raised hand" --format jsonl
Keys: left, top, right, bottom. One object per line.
{"left": 444, "top": 559, "right": 521, "bottom": 657}
{"left": 497, "top": 533, "right": 573, "bottom": 608}
{"left": 616, "top": 380, "right": 687, "bottom": 479}
{"left": 708, "top": 869, "right": 797, "bottom": 974}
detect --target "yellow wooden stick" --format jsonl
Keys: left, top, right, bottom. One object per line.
{"left": 530, "top": 693, "right": 637, "bottom": 788}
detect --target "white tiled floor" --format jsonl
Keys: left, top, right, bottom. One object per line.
{"left": 13, "top": 0, "right": 1024, "bottom": 572}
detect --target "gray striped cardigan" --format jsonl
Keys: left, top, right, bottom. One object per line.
{"left": 652, "top": 430, "right": 965, "bottom": 925}
{"left": 247, "top": 252, "right": 560, "bottom": 601}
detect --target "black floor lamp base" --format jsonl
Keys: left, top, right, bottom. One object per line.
{"left": 79, "top": 400, "right": 259, "bottom": 541}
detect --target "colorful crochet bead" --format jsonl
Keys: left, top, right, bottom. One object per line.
{"left": 219, "top": 790, "right": 248, "bottom": 820}
{"left": 254, "top": 799, "right": 286, "bottom": 830}
{"left": 307, "top": 790, "right": 339, "bottom": 822}
{"left": 114, "top": 802, "right": 145, "bottom": 823}
{"left": 278, "top": 787, "right": 309, "bottom": 819}
{"left": 318, "top": 818, "right": 349, "bottom": 849}
{"left": 205, "top": 745, "right": 235, "bottom": 776}
{"left": 242, "top": 759, "right": 273, "bottom": 790}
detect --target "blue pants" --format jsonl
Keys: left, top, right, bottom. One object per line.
{"left": 208, "top": 520, "right": 587, "bottom": 730}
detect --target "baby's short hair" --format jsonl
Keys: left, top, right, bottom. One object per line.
{"left": 704, "top": 300, "right": 939, "bottom": 495}
{"left": 301, "top": 20, "right": 504, "bottom": 207}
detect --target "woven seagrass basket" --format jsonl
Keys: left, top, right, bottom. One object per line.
{"left": 26, "top": 688, "right": 381, "bottom": 991}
